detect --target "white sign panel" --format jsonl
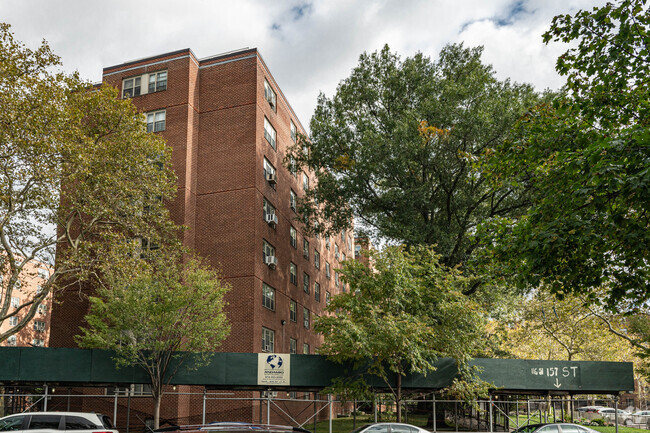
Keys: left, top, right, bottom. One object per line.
{"left": 257, "top": 353, "right": 291, "bottom": 386}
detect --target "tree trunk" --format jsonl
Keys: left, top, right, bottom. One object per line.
{"left": 154, "top": 393, "right": 162, "bottom": 429}
{"left": 396, "top": 375, "right": 402, "bottom": 423}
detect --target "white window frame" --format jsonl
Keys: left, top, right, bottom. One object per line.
{"left": 34, "top": 321, "right": 46, "bottom": 332}
{"left": 264, "top": 79, "right": 277, "bottom": 111}
{"left": 148, "top": 70, "right": 167, "bottom": 93}
{"left": 303, "top": 308, "right": 310, "bottom": 329}
{"left": 264, "top": 117, "right": 276, "bottom": 149}
{"left": 303, "top": 343, "right": 309, "bottom": 354}
{"left": 9, "top": 316, "right": 18, "bottom": 326}
{"left": 289, "top": 338, "right": 297, "bottom": 354}
{"left": 289, "top": 300, "right": 297, "bottom": 322}
{"left": 303, "top": 272, "right": 310, "bottom": 294}
{"left": 325, "top": 262, "right": 331, "bottom": 279}
{"left": 263, "top": 198, "right": 277, "bottom": 226}
{"left": 262, "top": 283, "right": 275, "bottom": 311}
{"left": 262, "top": 327, "right": 275, "bottom": 353}
{"left": 315, "top": 282, "right": 321, "bottom": 302}
{"left": 122, "top": 76, "right": 141, "bottom": 98}
{"left": 146, "top": 110, "right": 166, "bottom": 132}
{"left": 290, "top": 226, "right": 297, "bottom": 248}
{"left": 11, "top": 297, "right": 19, "bottom": 308}
{"left": 290, "top": 189, "right": 297, "bottom": 211}
{"left": 32, "top": 338, "right": 44, "bottom": 347}
{"left": 263, "top": 240, "right": 276, "bottom": 263}
{"left": 302, "top": 173, "right": 309, "bottom": 190}
{"left": 289, "top": 262, "right": 297, "bottom": 285}
{"left": 7, "top": 335, "right": 16, "bottom": 346}
{"left": 290, "top": 120, "right": 297, "bottom": 142}
{"left": 303, "top": 239, "right": 309, "bottom": 259}
{"left": 314, "top": 250, "right": 320, "bottom": 269}
{"left": 263, "top": 158, "right": 276, "bottom": 188}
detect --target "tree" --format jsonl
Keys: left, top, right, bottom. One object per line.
{"left": 480, "top": 0, "right": 650, "bottom": 307}
{"left": 76, "top": 247, "right": 230, "bottom": 429}
{"left": 497, "top": 288, "right": 634, "bottom": 362}
{"left": 287, "top": 44, "right": 540, "bottom": 273}
{"left": 315, "top": 246, "right": 486, "bottom": 422}
{"left": 0, "top": 23, "right": 177, "bottom": 342}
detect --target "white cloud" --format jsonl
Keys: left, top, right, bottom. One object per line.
{"left": 0, "top": 0, "right": 606, "bottom": 128}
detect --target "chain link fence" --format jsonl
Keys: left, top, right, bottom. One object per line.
{"left": 2, "top": 386, "right": 647, "bottom": 433}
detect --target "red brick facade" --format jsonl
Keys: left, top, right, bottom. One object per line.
{"left": 48, "top": 48, "right": 353, "bottom": 424}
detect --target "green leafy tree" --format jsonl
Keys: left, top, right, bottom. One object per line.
{"left": 0, "top": 23, "right": 177, "bottom": 342}
{"left": 287, "top": 44, "right": 540, "bottom": 274}
{"left": 77, "top": 247, "right": 230, "bottom": 429}
{"left": 480, "top": 0, "right": 650, "bottom": 307}
{"left": 315, "top": 246, "right": 486, "bottom": 422}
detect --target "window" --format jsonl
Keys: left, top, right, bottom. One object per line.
{"left": 9, "top": 316, "right": 18, "bottom": 326}
{"left": 262, "top": 327, "right": 274, "bottom": 352}
{"left": 325, "top": 262, "right": 331, "bottom": 279}
{"left": 289, "top": 156, "right": 297, "bottom": 177}
{"left": 264, "top": 79, "right": 277, "bottom": 111}
{"left": 355, "top": 245, "right": 362, "bottom": 257}
{"left": 10, "top": 297, "right": 19, "bottom": 308}
{"left": 289, "top": 300, "right": 297, "bottom": 322}
{"left": 7, "top": 335, "right": 16, "bottom": 346}
{"left": 302, "top": 173, "right": 309, "bottom": 190}
{"left": 303, "top": 308, "right": 310, "bottom": 329}
{"left": 290, "top": 189, "right": 297, "bottom": 211}
{"left": 325, "top": 237, "right": 330, "bottom": 249}
{"left": 149, "top": 70, "right": 167, "bottom": 93}
{"left": 146, "top": 110, "right": 166, "bottom": 132}
{"left": 303, "top": 239, "right": 309, "bottom": 259}
{"left": 290, "top": 120, "right": 297, "bottom": 142}
{"left": 264, "top": 117, "right": 276, "bottom": 149}
{"left": 326, "top": 291, "right": 331, "bottom": 306}
{"left": 342, "top": 252, "right": 346, "bottom": 262}
{"left": 335, "top": 244, "right": 340, "bottom": 260}
{"left": 263, "top": 198, "right": 277, "bottom": 226}
{"left": 290, "top": 226, "right": 297, "bottom": 248}
{"left": 335, "top": 271, "right": 340, "bottom": 288}
{"left": 38, "top": 268, "right": 49, "bottom": 279}
{"left": 262, "top": 283, "right": 275, "bottom": 311}
{"left": 263, "top": 240, "right": 276, "bottom": 263}
{"left": 289, "top": 262, "right": 297, "bottom": 285}
{"left": 315, "top": 282, "right": 321, "bottom": 302}
{"left": 348, "top": 235, "right": 353, "bottom": 251}
{"left": 289, "top": 338, "right": 297, "bottom": 354}
{"left": 36, "top": 285, "right": 44, "bottom": 294}
{"left": 263, "top": 158, "right": 277, "bottom": 187}
{"left": 28, "top": 415, "right": 60, "bottom": 430}
{"left": 32, "top": 338, "right": 44, "bottom": 347}
{"left": 38, "top": 304, "right": 47, "bottom": 315}
{"left": 34, "top": 321, "right": 46, "bottom": 332}
{"left": 303, "top": 343, "right": 310, "bottom": 354}
{"left": 314, "top": 250, "right": 320, "bottom": 269}
{"left": 289, "top": 299, "right": 298, "bottom": 322}
{"left": 303, "top": 273, "right": 310, "bottom": 294}
{"left": 122, "top": 77, "right": 141, "bottom": 98}
{"left": 66, "top": 416, "right": 103, "bottom": 430}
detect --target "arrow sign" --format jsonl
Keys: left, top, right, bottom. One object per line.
{"left": 554, "top": 378, "right": 562, "bottom": 388}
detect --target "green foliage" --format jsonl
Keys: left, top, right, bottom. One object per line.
{"left": 77, "top": 247, "right": 230, "bottom": 427}
{"left": 480, "top": 0, "right": 650, "bottom": 308}
{"left": 315, "top": 246, "right": 487, "bottom": 419}
{"left": 287, "top": 44, "right": 541, "bottom": 271}
{"left": 0, "top": 23, "right": 177, "bottom": 342}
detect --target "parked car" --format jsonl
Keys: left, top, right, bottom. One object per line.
{"left": 350, "top": 424, "right": 430, "bottom": 433}
{"left": 154, "top": 424, "right": 309, "bottom": 433}
{"left": 575, "top": 406, "right": 605, "bottom": 414}
{"left": 0, "top": 412, "right": 118, "bottom": 433}
{"left": 631, "top": 410, "right": 650, "bottom": 425}
{"left": 513, "top": 423, "right": 601, "bottom": 433}
{"left": 596, "top": 408, "right": 633, "bottom": 425}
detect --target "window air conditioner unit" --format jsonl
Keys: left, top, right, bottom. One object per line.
{"left": 265, "top": 256, "right": 278, "bottom": 268}
{"left": 266, "top": 172, "right": 277, "bottom": 185}
{"left": 265, "top": 213, "right": 278, "bottom": 226}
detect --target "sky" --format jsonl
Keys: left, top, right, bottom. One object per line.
{"left": 0, "top": 0, "right": 603, "bottom": 131}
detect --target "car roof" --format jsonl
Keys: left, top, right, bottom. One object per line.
{"left": 155, "top": 424, "right": 310, "bottom": 433}
{"left": 2, "top": 412, "right": 103, "bottom": 418}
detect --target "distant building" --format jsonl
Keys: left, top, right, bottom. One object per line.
{"left": 1, "top": 260, "right": 53, "bottom": 347}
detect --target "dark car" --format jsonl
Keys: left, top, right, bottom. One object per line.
{"left": 513, "top": 423, "right": 600, "bottom": 433}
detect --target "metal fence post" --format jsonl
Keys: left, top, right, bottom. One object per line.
{"left": 328, "top": 394, "right": 333, "bottom": 433}
{"left": 43, "top": 384, "right": 48, "bottom": 412}
{"left": 266, "top": 390, "right": 271, "bottom": 425}
{"left": 202, "top": 388, "right": 207, "bottom": 424}
{"left": 615, "top": 396, "right": 619, "bottom": 433}
{"left": 489, "top": 395, "right": 493, "bottom": 433}
{"left": 113, "top": 388, "right": 118, "bottom": 425}
{"left": 432, "top": 393, "right": 437, "bottom": 433}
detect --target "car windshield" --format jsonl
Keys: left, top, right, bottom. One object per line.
{"left": 514, "top": 425, "right": 543, "bottom": 433}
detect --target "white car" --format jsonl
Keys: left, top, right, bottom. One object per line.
{"left": 0, "top": 412, "right": 118, "bottom": 433}
{"left": 350, "top": 423, "right": 430, "bottom": 433}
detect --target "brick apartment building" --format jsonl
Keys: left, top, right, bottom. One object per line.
{"left": 1, "top": 260, "right": 53, "bottom": 348}
{"left": 48, "top": 47, "right": 353, "bottom": 424}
